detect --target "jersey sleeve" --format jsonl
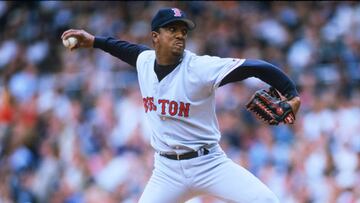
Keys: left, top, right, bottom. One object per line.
{"left": 190, "top": 55, "right": 245, "bottom": 91}
{"left": 94, "top": 37, "right": 151, "bottom": 67}
{"left": 220, "top": 59, "right": 299, "bottom": 99}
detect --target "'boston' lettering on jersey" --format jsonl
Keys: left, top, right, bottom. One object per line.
{"left": 143, "top": 97, "right": 190, "bottom": 118}
{"left": 143, "top": 97, "right": 157, "bottom": 112}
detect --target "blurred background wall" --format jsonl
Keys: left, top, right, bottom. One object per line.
{"left": 0, "top": 1, "right": 359, "bottom": 203}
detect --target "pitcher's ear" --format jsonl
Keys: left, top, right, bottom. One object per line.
{"left": 152, "top": 31, "right": 159, "bottom": 42}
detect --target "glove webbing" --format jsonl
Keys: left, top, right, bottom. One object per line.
{"left": 247, "top": 98, "right": 278, "bottom": 124}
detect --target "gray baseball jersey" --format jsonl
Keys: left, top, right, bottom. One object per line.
{"left": 137, "top": 50, "right": 279, "bottom": 203}
{"left": 136, "top": 49, "right": 245, "bottom": 154}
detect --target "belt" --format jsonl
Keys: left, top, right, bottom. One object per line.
{"left": 160, "top": 148, "right": 210, "bottom": 160}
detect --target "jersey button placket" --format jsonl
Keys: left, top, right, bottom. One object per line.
{"left": 153, "top": 76, "right": 160, "bottom": 118}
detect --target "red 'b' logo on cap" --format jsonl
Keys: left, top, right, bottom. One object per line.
{"left": 172, "top": 8, "right": 182, "bottom": 17}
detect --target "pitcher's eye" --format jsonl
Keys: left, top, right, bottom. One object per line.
{"left": 168, "top": 27, "right": 176, "bottom": 32}
{"left": 182, "top": 29, "right": 188, "bottom": 36}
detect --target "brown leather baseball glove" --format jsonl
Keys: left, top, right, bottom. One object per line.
{"left": 246, "top": 87, "right": 295, "bottom": 125}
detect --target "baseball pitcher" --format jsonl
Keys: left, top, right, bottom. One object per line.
{"left": 62, "top": 7, "right": 300, "bottom": 203}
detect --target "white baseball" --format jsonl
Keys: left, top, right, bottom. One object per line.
{"left": 62, "top": 37, "right": 78, "bottom": 49}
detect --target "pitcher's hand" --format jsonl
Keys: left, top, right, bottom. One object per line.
{"left": 61, "top": 29, "right": 95, "bottom": 51}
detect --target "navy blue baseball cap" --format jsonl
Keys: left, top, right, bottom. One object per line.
{"left": 151, "top": 8, "right": 195, "bottom": 31}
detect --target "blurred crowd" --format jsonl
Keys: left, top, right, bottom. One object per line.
{"left": 0, "top": 1, "right": 360, "bottom": 203}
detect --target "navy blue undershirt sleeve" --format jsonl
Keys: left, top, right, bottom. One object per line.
{"left": 220, "top": 59, "right": 299, "bottom": 99}
{"left": 93, "top": 37, "right": 151, "bottom": 67}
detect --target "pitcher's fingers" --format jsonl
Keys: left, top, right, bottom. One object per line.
{"left": 62, "top": 33, "right": 77, "bottom": 40}
{"left": 286, "top": 116, "right": 294, "bottom": 124}
{"left": 284, "top": 116, "right": 291, "bottom": 124}
{"left": 61, "top": 29, "right": 74, "bottom": 39}
{"left": 61, "top": 29, "right": 79, "bottom": 39}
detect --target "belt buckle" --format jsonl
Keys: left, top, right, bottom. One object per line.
{"left": 199, "top": 147, "right": 209, "bottom": 156}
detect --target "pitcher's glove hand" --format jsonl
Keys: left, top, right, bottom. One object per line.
{"left": 246, "top": 87, "right": 295, "bottom": 125}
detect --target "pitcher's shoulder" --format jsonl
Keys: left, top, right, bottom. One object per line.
{"left": 137, "top": 50, "right": 155, "bottom": 64}
{"left": 136, "top": 50, "right": 155, "bottom": 71}
{"left": 186, "top": 51, "right": 224, "bottom": 69}
{"left": 138, "top": 49, "right": 155, "bottom": 59}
